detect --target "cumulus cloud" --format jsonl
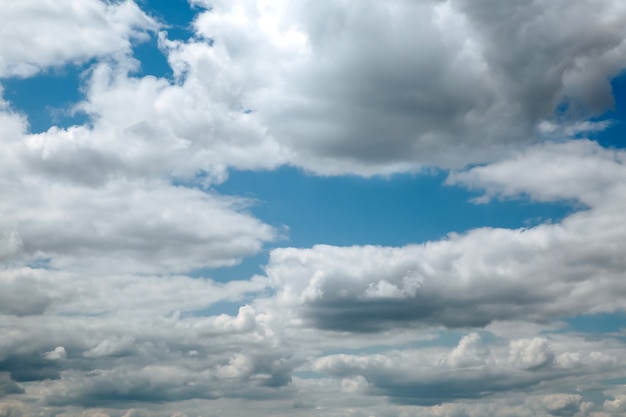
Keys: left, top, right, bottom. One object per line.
{"left": 172, "top": 0, "right": 626, "bottom": 173}
{"left": 261, "top": 141, "right": 626, "bottom": 332}
{"left": 43, "top": 347, "right": 68, "bottom": 362}
{"left": 508, "top": 337, "right": 554, "bottom": 370}
{"left": 441, "top": 333, "right": 494, "bottom": 368}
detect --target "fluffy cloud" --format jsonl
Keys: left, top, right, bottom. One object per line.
{"left": 0, "top": 93, "right": 276, "bottom": 274}
{"left": 508, "top": 337, "right": 554, "bottom": 370}
{"left": 0, "top": 0, "right": 157, "bottom": 78}
{"left": 173, "top": 0, "right": 626, "bottom": 174}
{"left": 447, "top": 140, "right": 626, "bottom": 206}
{"left": 0, "top": 178, "right": 276, "bottom": 274}
{"left": 19, "top": 0, "right": 625, "bottom": 179}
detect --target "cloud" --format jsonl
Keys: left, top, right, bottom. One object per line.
{"left": 542, "top": 394, "right": 588, "bottom": 417}
{"left": 0, "top": 373, "right": 24, "bottom": 398}
{"left": 42, "top": 361, "right": 291, "bottom": 408}
{"left": 441, "top": 333, "right": 494, "bottom": 368}
{"left": 172, "top": 0, "right": 626, "bottom": 174}
{"left": 312, "top": 333, "right": 624, "bottom": 406}
{"left": 0, "top": 297, "right": 295, "bottom": 409}
{"left": 508, "top": 337, "right": 554, "bottom": 370}
{"left": 0, "top": 178, "right": 276, "bottom": 274}
{"left": 1, "top": 0, "right": 626, "bottom": 416}
{"left": 447, "top": 140, "right": 626, "bottom": 206}
{"left": 7, "top": 0, "right": 624, "bottom": 183}
{"left": 260, "top": 141, "right": 626, "bottom": 332}
{"left": 0, "top": 0, "right": 157, "bottom": 78}
{"left": 0, "top": 93, "right": 277, "bottom": 275}
{"left": 43, "top": 347, "right": 68, "bottom": 362}
{"left": 0, "top": 227, "right": 22, "bottom": 263}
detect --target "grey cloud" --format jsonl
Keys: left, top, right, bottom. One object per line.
{"left": 13, "top": 0, "right": 624, "bottom": 184}
{"left": 23, "top": 144, "right": 126, "bottom": 187}
{"left": 186, "top": 0, "right": 626, "bottom": 174}
{"left": 542, "top": 394, "right": 585, "bottom": 417}
{"left": 0, "top": 401, "right": 25, "bottom": 417}
{"left": 0, "top": 294, "right": 296, "bottom": 409}
{"left": 0, "top": 282, "right": 52, "bottom": 317}
{"left": 313, "top": 334, "right": 623, "bottom": 407}
{"left": 43, "top": 355, "right": 294, "bottom": 408}
{"left": 43, "top": 368, "right": 219, "bottom": 407}
{"left": 0, "top": 373, "right": 24, "bottom": 397}
{"left": 314, "top": 356, "right": 549, "bottom": 406}
{"left": 0, "top": 228, "right": 22, "bottom": 262}
{"left": 300, "top": 285, "right": 552, "bottom": 332}
{"left": 455, "top": 0, "right": 626, "bottom": 115}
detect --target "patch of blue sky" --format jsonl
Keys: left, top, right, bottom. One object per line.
{"left": 565, "top": 313, "right": 626, "bottom": 334}
{"left": 204, "top": 167, "right": 574, "bottom": 282}
{"left": 131, "top": 34, "right": 173, "bottom": 79}
{"left": 192, "top": 252, "right": 270, "bottom": 283}
{"left": 138, "top": 0, "right": 197, "bottom": 41}
{"left": 1, "top": 64, "right": 90, "bottom": 133}
{"left": 216, "top": 167, "right": 573, "bottom": 249}
{"left": 26, "top": 258, "right": 53, "bottom": 270}
{"left": 132, "top": 0, "right": 201, "bottom": 78}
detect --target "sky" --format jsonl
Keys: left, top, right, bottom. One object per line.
{"left": 1, "top": 1, "right": 626, "bottom": 416}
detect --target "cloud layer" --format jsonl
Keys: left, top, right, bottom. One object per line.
{"left": 2, "top": 0, "right": 626, "bottom": 416}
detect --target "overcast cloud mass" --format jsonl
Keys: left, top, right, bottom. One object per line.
{"left": 1, "top": 0, "right": 626, "bottom": 416}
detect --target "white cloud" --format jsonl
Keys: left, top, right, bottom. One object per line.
{"left": 43, "top": 347, "right": 67, "bottom": 361}
{"left": 0, "top": 178, "right": 275, "bottom": 274}
{"left": 442, "top": 333, "right": 494, "bottom": 368}
{"left": 448, "top": 140, "right": 626, "bottom": 206}
{"left": 0, "top": 91, "right": 277, "bottom": 275}
{"left": 508, "top": 337, "right": 554, "bottom": 370}
{"left": 0, "top": 0, "right": 157, "bottom": 78}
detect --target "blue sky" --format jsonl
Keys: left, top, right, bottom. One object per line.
{"left": 1, "top": 1, "right": 626, "bottom": 417}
